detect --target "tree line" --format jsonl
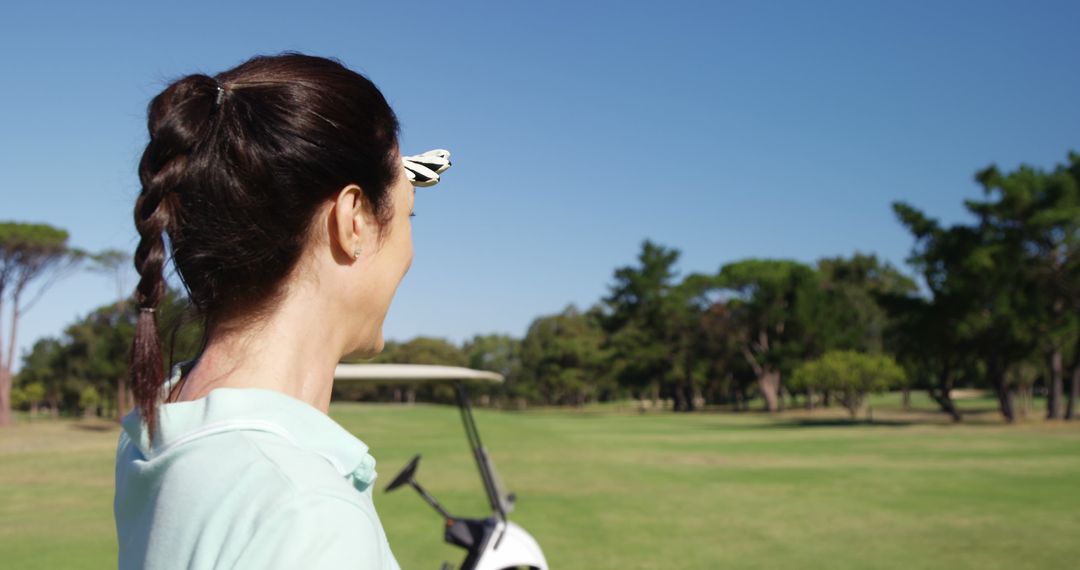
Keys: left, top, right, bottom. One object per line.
{"left": 3, "top": 152, "right": 1079, "bottom": 424}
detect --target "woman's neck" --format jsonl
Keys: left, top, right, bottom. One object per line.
{"left": 168, "top": 292, "right": 351, "bottom": 414}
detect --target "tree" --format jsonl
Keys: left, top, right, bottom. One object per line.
{"left": 88, "top": 249, "right": 135, "bottom": 421}
{"left": 695, "top": 300, "right": 757, "bottom": 410}
{"left": 0, "top": 222, "right": 83, "bottom": 426}
{"left": 62, "top": 305, "right": 137, "bottom": 418}
{"left": 892, "top": 152, "right": 1080, "bottom": 422}
{"left": 602, "top": 241, "right": 687, "bottom": 408}
{"left": 814, "top": 253, "right": 918, "bottom": 354}
{"left": 881, "top": 291, "right": 971, "bottom": 422}
{"left": 520, "top": 306, "right": 610, "bottom": 406}
{"left": 13, "top": 287, "right": 201, "bottom": 419}
{"left": 967, "top": 152, "right": 1080, "bottom": 419}
{"left": 368, "top": 337, "right": 467, "bottom": 403}
{"left": 716, "top": 259, "right": 817, "bottom": 412}
{"left": 791, "top": 351, "right": 906, "bottom": 419}
{"left": 9, "top": 385, "right": 27, "bottom": 411}
{"left": 893, "top": 199, "right": 1041, "bottom": 422}
{"left": 667, "top": 273, "right": 729, "bottom": 411}
{"left": 464, "top": 334, "right": 520, "bottom": 376}
{"left": 78, "top": 385, "right": 100, "bottom": 417}
{"left": 463, "top": 334, "right": 523, "bottom": 405}
{"left": 88, "top": 249, "right": 132, "bottom": 303}
{"left": 23, "top": 382, "right": 45, "bottom": 416}
{"left": 15, "top": 338, "right": 64, "bottom": 418}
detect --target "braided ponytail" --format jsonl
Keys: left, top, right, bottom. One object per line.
{"left": 130, "top": 74, "right": 220, "bottom": 442}
{"left": 128, "top": 54, "right": 401, "bottom": 443}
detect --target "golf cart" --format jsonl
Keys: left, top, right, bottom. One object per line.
{"left": 334, "top": 364, "right": 549, "bottom": 570}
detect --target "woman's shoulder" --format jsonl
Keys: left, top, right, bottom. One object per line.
{"left": 118, "top": 386, "right": 381, "bottom": 504}
{"left": 164, "top": 426, "right": 366, "bottom": 503}
{"left": 229, "top": 483, "right": 395, "bottom": 570}
{"left": 116, "top": 426, "right": 397, "bottom": 569}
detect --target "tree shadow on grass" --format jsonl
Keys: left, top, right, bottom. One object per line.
{"left": 751, "top": 406, "right": 1010, "bottom": 428}
{"left": 70, "top": 421, "right": 116, "bottom": 432}
{"left": 757, "top": 418, "right": 918, "bottom": 429}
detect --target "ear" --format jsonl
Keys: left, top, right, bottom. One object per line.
{"left": 332, "top": 184, "right": 374, "bottom": 260}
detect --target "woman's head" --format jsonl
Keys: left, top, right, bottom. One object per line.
{"left": 131, "top": 53, "right": 410, "bottom": 435}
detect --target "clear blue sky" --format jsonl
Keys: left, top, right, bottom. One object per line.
{"left": 2, "top": 0, "right": 1078, "bottom": 370}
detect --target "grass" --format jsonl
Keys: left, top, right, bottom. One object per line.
{"left": 2, "top": 395, "right": 1079, "bottom": 569}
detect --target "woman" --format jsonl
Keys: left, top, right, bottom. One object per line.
{"left": 114, "top": 53, "right": 437, "bottom": 569}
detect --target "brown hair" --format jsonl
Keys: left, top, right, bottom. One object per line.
{"left": 130, "top": 53, "right": 400, "bottom": 440}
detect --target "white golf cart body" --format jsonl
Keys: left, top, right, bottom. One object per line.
{"left": 334, "top": 364, "right": 550, "bottom": 570}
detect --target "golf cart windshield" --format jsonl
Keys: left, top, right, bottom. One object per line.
{"left": 334, "top": 364, "right": 504, "bottom": 384}
{"left": 333, "top": 363, "right": 515, "bottom": 519}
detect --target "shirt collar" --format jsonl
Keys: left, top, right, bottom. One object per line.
{"left": 121, "top": 360, "right": 378, "bottom": 491}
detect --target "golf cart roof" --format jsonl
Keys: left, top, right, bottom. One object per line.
{"left": 334, "top": 363, "right": 504, "bottom": 384}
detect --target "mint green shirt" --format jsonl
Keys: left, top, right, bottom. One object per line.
{"left": 114, "top": 362, "right": 401, "bottom": 569}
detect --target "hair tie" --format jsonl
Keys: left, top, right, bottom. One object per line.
{"left": 210, "top": 81, "right": 225, "bottom": 114}
{"left": 140, "top": 307, "right": 156, "bottom": 314}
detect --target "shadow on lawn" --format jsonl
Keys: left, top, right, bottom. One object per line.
{"left": 70, "top": 421, "right": 117, "bottom": 432}
{"left": 749, "top": 405, "right": 1007, "bottom": 429}
{"left": 759, "top": 418, "right": 917, "bottom": 429}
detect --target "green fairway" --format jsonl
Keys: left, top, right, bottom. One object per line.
{"left": 2, "top": 398, "right": 1079, "bottom": 569}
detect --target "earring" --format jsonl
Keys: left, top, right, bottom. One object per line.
{"left": 353, "top": 246, "right": 362, "bottom": 258}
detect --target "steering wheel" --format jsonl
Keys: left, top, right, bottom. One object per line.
{"left": 385, "top": 454, "right": 421, "bottom": 492}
